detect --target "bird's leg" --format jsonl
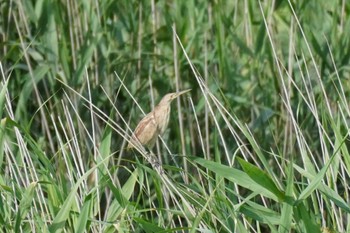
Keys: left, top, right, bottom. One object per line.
{"left": 146, "top": 150, "right": 164, "bottom": 174}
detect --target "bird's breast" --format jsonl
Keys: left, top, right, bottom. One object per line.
{"left": 154, "top": 106, "right": 170, "bottom": 135}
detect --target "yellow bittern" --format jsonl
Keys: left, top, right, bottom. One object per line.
{"left": 127, "top": 89, "right": 191, "bottom": 150}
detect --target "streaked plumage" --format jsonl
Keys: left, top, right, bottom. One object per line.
{"left": 127, "top": 89, "right": 191, "bottom": 150}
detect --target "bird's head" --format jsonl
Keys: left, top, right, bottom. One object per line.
{"left": 159, "top": 89, "right": 191, "bottom": 105}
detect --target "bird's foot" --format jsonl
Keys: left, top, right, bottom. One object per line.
{"left": 148, "top": 154, "right": 164, "bottom": 174}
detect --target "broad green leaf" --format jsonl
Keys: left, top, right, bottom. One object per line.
{"left": 97, "top": 129, "right": 112, "bottom": 175}
{"left": 294, "top": 202, "right": 321, "bottom": 233}
{"left": 104, "top": 168, "right": 139, "bottom": 233}
{"left": 0, "top": 78, "right": 7, "bottom": 119}
{"left": 297, "top": 153, "right": 336, "bottom": 202}
{"left": 240, "top": 200, "right": 280, "bottom": 225}
{"left": 19, "top": 182, "right": 37, "bottom": 218}
{"left": 0, "top": 79, "right": 8, "bottom": 169}
{"left": 193, "top": 157, "right": 280, "bottom": 201}
{"left": 15, "top": 182, "right": 37, "bottom": 232}
{"left": 279, "top": 162, "right": 294, "bottom": 233}
{"left": 134, "top": 218, "right": 164, "bottom": 233}
{"left": 49, "top": 154, "right": 112, "bottom": 233}
{"left": 237, "top": 157, "right": 285, "bottom": 201}
{"left": 75, "top": 193, "right": 93, "bottom": 233}
{"left": 293, "top": 163, "right": 350, "bottom": 213}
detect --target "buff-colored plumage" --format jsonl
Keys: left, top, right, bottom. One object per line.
{"left": 127, "top": 89, "right": 191, "bottom": 150}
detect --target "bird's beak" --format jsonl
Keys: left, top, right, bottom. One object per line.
{"left": 175, "top": 89, "right": 191, "bottom": 97}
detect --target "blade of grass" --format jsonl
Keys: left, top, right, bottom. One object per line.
{"left": 237, "top": 157, "right": 285, "bottom": 201}
{"left": 193, "top": 157, "right": 280, "bottom": 201}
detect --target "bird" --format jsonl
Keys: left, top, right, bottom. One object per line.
{"left": 127, "top": 89, "right": 191, "bottom": 150}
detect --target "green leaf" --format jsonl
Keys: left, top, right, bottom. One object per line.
{"left": 49, "top": 154, "right": 112, "bottom": 233}
{"left": 294, "top": 202, "right": 321, "bottom": 233}
{"left": 0, "top": 78, "right": 7, "bottom": 119}
{"left": 293, "top": 163, "right": 350, "bottom": 213}
{"left": 0, "top": 79, "right": 8, "bottom": 169}
{"left": 104, "top": 168, "right": 139, "bottom": 232}
{"left": 193, "top": 157, "right": 280, "bottom": 201}
{"left": 97, "top": 129, "right": 112, "bottom": 175}
{"left": 318, "top": 184, "right": 350, "bottom": 213}
{"left": 237, "top": 157, "right": 285, "bottom": 201}
{"left": 240, "top": 200, "right": 280, "bottom": 225}
{"left": 75, "top": 193, "right": 93, "bottom": 233}
{"left": 15, "top": 182, "right": 37, "bottom": 232}
{"left": 19, "top": 182, "right": 37, "bottom": 218}
{"left": 134, "top": 218, "right": 164, "bottom": 233}
{"left": 297, "top": 153, "right": 336, "bottom": 202}
{"left": 279, "top": 162, "right": 294, "bottom": 233}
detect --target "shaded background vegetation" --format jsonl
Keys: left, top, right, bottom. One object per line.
{"left": 1, "top": 0, "right": 350, "bottom": 232}
{"left": 2, "top": 1, "right": 350, "bottom": 158}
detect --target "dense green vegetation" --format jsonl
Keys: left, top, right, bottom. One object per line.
{"left": 1, "top": 0, "right": 350, "bottom": 232}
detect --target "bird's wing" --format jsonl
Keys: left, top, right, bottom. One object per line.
{"left": 132, "top": 112, "right": 159, "bottom": 147}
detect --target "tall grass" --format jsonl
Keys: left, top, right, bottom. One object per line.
{"left": 1, "top": 0, "right": 349, "bottom": 232}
